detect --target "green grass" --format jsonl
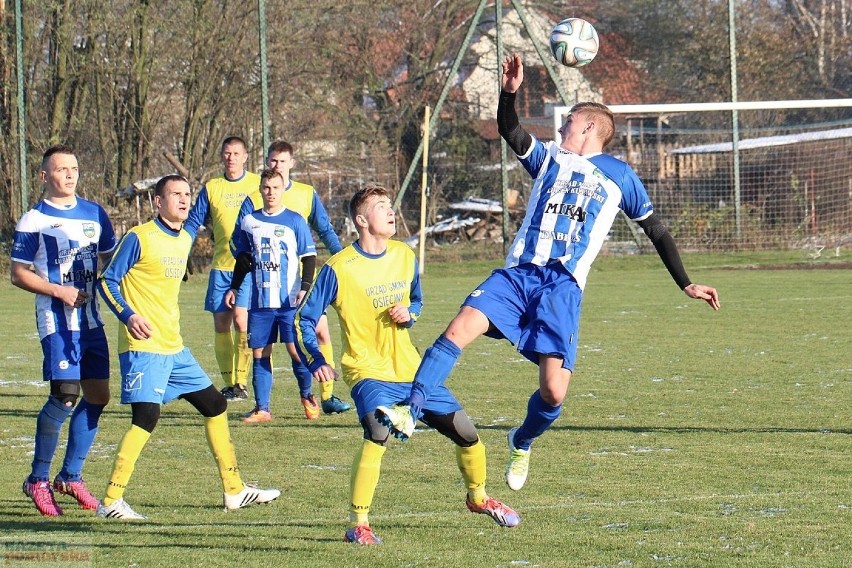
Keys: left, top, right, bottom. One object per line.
{"left": 0, "top": 251, "right": 849, "bottom": 567}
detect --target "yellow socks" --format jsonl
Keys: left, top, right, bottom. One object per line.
{"left": 103, "top": 425, "right": 151, "bottom": 506}
{"left": 349, "top": 440, "right": 386, "bottom": 526}
{"left": 456, "top": 440, "right": 488, "bottom": 506}
{"left": 318, "top": 343, "right": 335, "bottom": 400}
{"left": 233, "top": 331, "right": 252, "bottom": 388}
{"left": 214, "top": 331, "right": 235, "bottom": 387}
{"left": 204, "top": 412, "right": 243, "bottom": 495}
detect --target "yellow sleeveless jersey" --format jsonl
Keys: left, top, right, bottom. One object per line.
{"left": 188, "top": 172, "right": 262, "bottom": 271}
{"left": 296, "top": 240, "right": 423, "bottom": 387}
{"left": 281, "top": 180, "right": 315, "bottom": 220}
{"left": 98, "top": 218, "right": 193, "bottom": 355}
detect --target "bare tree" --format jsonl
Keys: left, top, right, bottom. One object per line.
{"left": 787, "top": 0, "right": 851, "bottom": 97}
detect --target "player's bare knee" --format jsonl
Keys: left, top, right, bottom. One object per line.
{"left": 50, "top": 380, "right": 81, "bottom": 407}
{"left": 316, "top": 324, "right": 331, "bottom": 344}
{"left": 539, "top": 387, "right": 566, "bottom": 406}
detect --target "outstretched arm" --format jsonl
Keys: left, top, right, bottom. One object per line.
{"left": 637, "top": 213, "right": 720, "bottom": 310}
{"left": 497, "top": 54, "right": 533, "bottom": 156}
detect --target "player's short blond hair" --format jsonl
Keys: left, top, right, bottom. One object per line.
{"left": 571, "top": 102, "right": 615, "bottom": 148}
{"left": 348, "top": 184, "right": 393, "bottom": 222}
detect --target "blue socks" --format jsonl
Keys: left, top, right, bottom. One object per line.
{"left": 252, "top": 357, "right": 273, "bottom": 412}
{"left": 292, "top": 358, "right": 314, "bottom": 399}
{"left": 407, "top": 335, "right": 462, "bottom": 418}
{"left": 513, "top": 390, "right": 562, "bottom": 451}
{"left": 59, "top": 399, "right": 106, "bottom": 481}
{"left": 30, "top": 396, "right": 74, "bottom": 481}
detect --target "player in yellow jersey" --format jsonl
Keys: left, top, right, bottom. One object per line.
{"left": 96, "top": 175, "right": 279, "bottom": 520}
{"left": 185, "top": 136, "right": 261, "bottom": 402}
{"left": 263, "top": 140, "right": 351, "bottom": 417}
{"left": 295, "top": 184, "right": 519, "bottom": 544}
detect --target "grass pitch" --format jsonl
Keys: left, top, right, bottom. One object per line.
{"left": 0, "top": 251, "right": 849, "bottom": 567}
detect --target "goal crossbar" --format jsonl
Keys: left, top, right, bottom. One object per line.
{"left": 554, "top": 99, "right": 852, "bottom": 138}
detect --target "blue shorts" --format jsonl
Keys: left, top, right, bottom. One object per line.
{"left": 40, "top": 327, "right": 110, "bottom": 381}
{"left": 205, "top": 269, "right": 252, "bottom": 312}
{"left": 350, "top": 379, "right": 463, "bottom": 422}
{"left": 463, "top": 262, "right": 582, "bottom": 370}
{"left": 118, "top": 348, "right": 212, "bottom": 404}
{"left": 247, "top": 306, "right": 297, "bottom": 348}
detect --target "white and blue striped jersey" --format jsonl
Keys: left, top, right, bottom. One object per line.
{"left": 231, "top": 207, "right": 316, "bottom": 309}
{"left": 508, "top": 138, "right": 654, "bottom": 289}
{"left": 11, "top": 197, "right": 117, "bottom": 338}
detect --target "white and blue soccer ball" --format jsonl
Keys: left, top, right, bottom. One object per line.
{"left": 549, "top": 18, "right": 599, "bottom": 68}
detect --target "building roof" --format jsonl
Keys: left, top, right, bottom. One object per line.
{"left": 670, "top": 127, "right": 852, "bottom": 154}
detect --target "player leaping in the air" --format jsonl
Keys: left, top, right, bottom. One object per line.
{"left": 377, "top": 54, "right": 719, "bottom": 494}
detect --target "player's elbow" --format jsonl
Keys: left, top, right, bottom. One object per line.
{"left": 10, "top": 265, "right": 29, "bottom": 289}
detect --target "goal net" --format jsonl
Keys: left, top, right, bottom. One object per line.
{"left": 554, "top": 100, "right": 852, "bottom": 254}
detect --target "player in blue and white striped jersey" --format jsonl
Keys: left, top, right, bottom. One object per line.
{"left": 11, "top": 144, "right": 117, "bottom": 516}
{"left": 378, "top": 54, "right": 720, "bottom": 494}
{"left": 226, "top": 168, "right": 316, "bottom": 423}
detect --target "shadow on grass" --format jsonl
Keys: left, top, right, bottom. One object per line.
{"left": 476, "top": 423, "right": 852, "bottom": 435}
{"left": 0, "top": 512, "right": 344, "bottom": 554}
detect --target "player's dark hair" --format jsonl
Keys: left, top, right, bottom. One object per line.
{"left": 570, "top": 102, "right": 615, "bottom": 148}
{"left": 348, "top": 184, "right": 392, "bottom": 222}
{"left": 154, "top": 174, "right": 189, "bottom": 197}
{"left": 221, "top": 136, "right": 247, "bottom": 152}
{"left": 41, "top": 144, "right": 76, "bottom": 170}
{"left": 267, "top": 140, "right": 294, "bottom": 158}
{"left": 259, "top": 168, "right": 284, "bottom": 185}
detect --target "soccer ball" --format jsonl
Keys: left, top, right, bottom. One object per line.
{"left": 549, "top": 18, "right": 599, "bottom": 68}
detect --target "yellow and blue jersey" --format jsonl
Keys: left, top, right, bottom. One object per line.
{"left": 185, "top": 171, "right": 262, "bottom": 271}
{"left": 295, "top": 240, "right": 422, "bottom": 388}
{"left": 281, "top": 180, "right": 341, "bottom": 254}
{"left": 98, "top": 218, "right": 192, "bottom": 355}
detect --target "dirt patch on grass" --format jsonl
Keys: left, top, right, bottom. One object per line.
{"left": 723, "top": 262, "right": 852, "bottom": 270}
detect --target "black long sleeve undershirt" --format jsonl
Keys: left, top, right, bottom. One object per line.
{"left": 498, "top": 91, "right": 689, "bottom": 291}
{"left": 229, "top": 251, "right": 254, "bottom": 291}
{"left": 230, "top": 252, "right": 317, "bottom": 292}
{"left": 300, "top": 256, "right": 316, "bottom": 291}
{"left": 636, "top": 214, "right": 692, "bottom": 290}
{"left": 497, "top": 90, "right": 533, "bottom": 156}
